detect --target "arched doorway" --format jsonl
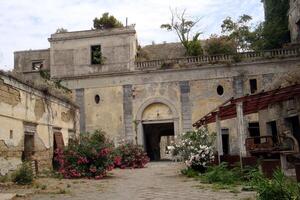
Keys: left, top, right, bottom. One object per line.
{"left": 136, "top": 98, "right": 179, "bottom": 161}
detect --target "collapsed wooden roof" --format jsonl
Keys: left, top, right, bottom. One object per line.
{"left": 193, "top": 84, "right": 300, "bottom": 128}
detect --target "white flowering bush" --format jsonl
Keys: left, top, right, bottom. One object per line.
{"left": 171, "top": 127, "right": 215, "bottom": 172}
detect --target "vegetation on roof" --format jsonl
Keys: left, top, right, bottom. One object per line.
{"left": 93, "top": 12, "right": 123, "bottom": 30}
{"left": 0, "top": 70, "right": 77, "bottom": 107}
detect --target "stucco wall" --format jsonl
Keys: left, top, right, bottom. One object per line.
{"left": 61, "top": 57, "right": 300, "bottom": 154}
{"left": 0, "top": 74, "right": 79, "bottom": 175}
{"left": 84, "top": 86, "right": 124, "bottom": 141}
{"left": 49, "top": 27, "right": 137, "bottom": 78}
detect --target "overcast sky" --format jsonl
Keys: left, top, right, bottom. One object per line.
{"left": 0, "top": 0, "right": 264, "bottom": 70}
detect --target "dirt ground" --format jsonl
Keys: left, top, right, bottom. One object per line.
{"left": 0, "top": 162, "right": 256, "bottom": 200}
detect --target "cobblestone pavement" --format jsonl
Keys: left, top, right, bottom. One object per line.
{"left": 28, "top": 161, "right": 255, "bottom": 200}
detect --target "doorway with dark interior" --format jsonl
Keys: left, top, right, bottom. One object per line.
{"left": 285, "top": 116, "right": 300, "bottom": 146}
{"left": 143, "top": 122, "right": 174, "bottom": 161}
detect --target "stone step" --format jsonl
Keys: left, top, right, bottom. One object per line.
{"left": 0, "top": 193, "right": 16, "bottom": 200}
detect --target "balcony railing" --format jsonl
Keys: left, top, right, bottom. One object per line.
{"left": 136, "top": 47, "right": 300, "bottom": 70}
{"left": 246, "top": 136, "right": 275, "bottom": 152}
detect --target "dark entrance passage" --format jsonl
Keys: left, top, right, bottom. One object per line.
{"left": 285, "top": 116, "right": 300, "bottom": 146}
{"left": 143, "top": 122, "right": 174, "bottom": 161}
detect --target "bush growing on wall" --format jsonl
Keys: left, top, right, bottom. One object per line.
{"left": 171, "top": 127, "right": 215, "bottom": 172}
{"left": 54, "top": 130, "right": 115, "bottom": 179}
{"left": 114, "top": 143, "right": 150, "bottom": 169}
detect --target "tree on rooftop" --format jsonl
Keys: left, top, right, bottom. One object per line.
{"left": 93, "top": 12, "right": 124, "bottom": 30}
{"left": 221, "top": 14, "right": 253, "bottom": 52}
{"left": 161, "top": 9, "right": 203, "bottom": 56}
{"left": 204, "top": 35, "right": 236, "bottom": 55}
{"left": 262, "top": 0, "right": 290, "bottom": 49}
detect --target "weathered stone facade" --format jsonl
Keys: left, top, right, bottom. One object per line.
{"left": 0, "top": 72, "right": 79, "bottom": 175}
{"left": 13, "top": 24, "right": 300, "bottom": 159}
{"left": 289, "top": 0, "right": 300, "bottom": 43}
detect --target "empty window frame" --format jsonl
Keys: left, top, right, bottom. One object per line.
{"left": 249, "top": 79, "right": 257, "bottom": 94}
{"left": 285, "top": 116, "right": 300, "bottom": 146}
{"left": 267, "top": 121, "right": 278, "bottom": 144}
{"left": 248, "top": 122, "right": 260, "bottom": 144}
{"left": 221, "top": 128, "right": 230, "bottom": 155}
{"left": 91, "top": 45, "right": 102, "bottom": 65}
{"left": 32, "top": 61, "right": 43, "bottom": 71}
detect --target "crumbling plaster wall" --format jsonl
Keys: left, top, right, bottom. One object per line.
{"left": 14, "top": 49, "right": 50, "bottom": 81}
{"left": 0, "top": 75, "right": 79, "bottom": 175}
{"left": 49, "top": 28, "right": 137, "bottom": 78}
{"left": 62, "top": 57, "right": 300, "bottom": 154}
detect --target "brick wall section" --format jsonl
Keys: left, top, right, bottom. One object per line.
{"left": 180, "top": 81, "right": 192, "bottom": 132}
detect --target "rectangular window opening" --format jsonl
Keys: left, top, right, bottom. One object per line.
{"left": 267, "top": 121, "right": 278, "bottom": 144}
{"left": 248, "top": 122, "right": 260, "bottom": 144}
{"left": 221, "top": 128, "right": 230, "bottom": 155}
{"left": 285, "top": 116, "right": 300, "bottom": 146}
{"left": 32, "top": 61, "right": 43, "bottom": 71}
{"left": 91, "top": 45, "right": 102, "bottom": 65}
{"left": 249, "top": 79, "right": 257, "bottom": 94}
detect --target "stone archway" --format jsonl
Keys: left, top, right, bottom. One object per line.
{"left": 135, "top": 98, "right": 179, "bottom": 160}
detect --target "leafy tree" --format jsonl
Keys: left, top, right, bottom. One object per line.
{"left": 221, "top": 14, "right": 253, "bottom": 52}
{"left": 262, "top": 0, "right": 290, "bottom": 49}
{"left": 93, "top": 12, "right": 123, "bottom": 30}
{"left": 161, "top": 9, "right": 203, "bottom": 56}
{"left": 204, "top": 35, "right": 236, "bottom": 55}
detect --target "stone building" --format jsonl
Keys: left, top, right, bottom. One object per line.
{"left": 289, "top": 0, "right": 300, "bottom": 43}
{"left": 0, "top": 71, "right": 79, "bottom": 175}
{"left": 13, "top": 22, "right": 300, "bottom": 161}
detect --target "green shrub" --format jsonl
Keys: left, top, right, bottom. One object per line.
{"left": 251, "top": 170, "right": 300, "bottom": 200}
{"left": 13, "top": 162, "right": 34, "bottom": 185}
{"left": 181, "top": 168, "right": 200, "bottom": 178}
{"left": 201, "top": 163, "right": 240, "bottom": 185}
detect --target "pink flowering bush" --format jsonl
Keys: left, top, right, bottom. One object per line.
{"left": 114, "top": 143, "right": 149, "bottom": 169}
{"left": 54, "top": 130, "right": 115, "bottom": 179}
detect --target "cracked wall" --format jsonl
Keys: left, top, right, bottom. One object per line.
{"left": 0, "top": 74, "right": 79, "bottom": 176}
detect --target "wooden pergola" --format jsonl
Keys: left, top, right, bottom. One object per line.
{"left": 193, "top": 84, "right": 300, "bottom": 165}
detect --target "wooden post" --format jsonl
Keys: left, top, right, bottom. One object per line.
{"left": 236, "top": 102, "right": 246, "bottom": 168}
{"left": 216, "top": 113, "right": 223, "bottom": 165}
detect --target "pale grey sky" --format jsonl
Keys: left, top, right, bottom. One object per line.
{"left": 0, "top": 0, "right": 264, "bottom": 70}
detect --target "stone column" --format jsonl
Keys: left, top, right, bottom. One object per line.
{"left": 75, "top": 88, "right": 85, "bottom": 133}
{"left": 236, "top": 102, "right": 247, "bottom": 157}
{"left": 179, "top": 81, "right": 192, "bottom": 133}
{"left": 123, "top": 85, "right": 134, "bottom": 141}
{"left": 216, "top": 113, "right": 223, "bottom": 164}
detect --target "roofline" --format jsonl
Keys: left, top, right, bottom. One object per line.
{"left": 48, "top": 25, "right": 136, "bottom": 42}
{"left": 14, "top": 48, "right": 50, "bottom": 54}
{"left": 0, "top": 70, "right": 78, "bottom": 108}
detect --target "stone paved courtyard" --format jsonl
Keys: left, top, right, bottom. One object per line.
{"left": 2, "top": 161, "right": 256, "bottom": 200}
